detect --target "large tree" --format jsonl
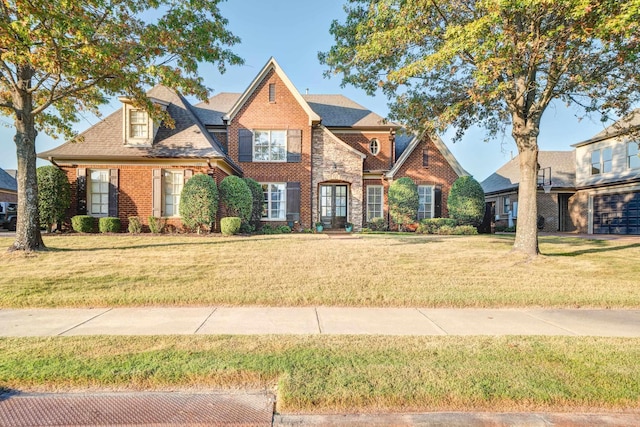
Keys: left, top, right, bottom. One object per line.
{"left": 320, "top": 0, "right": 640, "bottom": 256}
{"left": 0, "top": 0, "right": 242, "bottom": 252}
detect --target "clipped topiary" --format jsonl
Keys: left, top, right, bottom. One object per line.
{"left": 37, "top": 165, "right": 71, "bottom": 232}
{"left": 388, "top": 177, "right": 418, "bottom": 230}
{"left": 98, "top": 217, "right": 121, "bottom": 233}
{"left": 243, "top": 177, "right": 264, "bottom": 227}
{"left": 71, "top": 215, "right": 95, "bottom": 233}
{"left": 220, "top": 216, "right": 241, "bottom": 236}
{"left": 180, "top": 173, "right": 219, "bottom": 234}
{"left": 219, "top": 176, "right": 252, "bottom": 223}
{"left": 447, "top": 176, "right": 485, "bottom": 226}
{"left": 128, "top": 216, "right": 142, "bottom": 234}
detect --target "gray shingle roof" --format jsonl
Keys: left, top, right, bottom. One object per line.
{"left": 573, "top": 109, "right": 640, "bottom": 147}
{"left": 39, "top": 86, "right": 228, "bottom": 161}
{"left": 481, "top": 151, "right": 576, "bottom": 194}
{"left": 193, "top": 93, "right": 398, "bottom": 129}
{"left": 0, "top": 168, "right": 17, "bottom": 192}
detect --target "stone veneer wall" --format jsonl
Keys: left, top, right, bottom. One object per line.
{"left": 312, "top": 127, "right": 364, "bottom": 230}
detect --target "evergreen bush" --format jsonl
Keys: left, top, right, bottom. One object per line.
{"left": 148, "top": 216, "right": 166, "bottom": 233}
{"left": 388, "top": 177, "right": 418, "bottom": 230}
{"left": 220, "top": 216, "right": 242, "bottom": 235}
{"left": 219, "top": 176, "right": 252, "bottom": 223}
{"left": 71, "top": 215, "right": 95, "bottom": 233}
{"left": 447, "top": 176, "right": 485, "bottom": 226}
{"left": 98, "top": 217, "right": 121, "bottom": 233}
{"left": 180, "top": 173, "right": 218, "bottom": 233}
{"left": 37, "top": 165, "right": 71, "bottom": 232}
{"left": 128, "top": 216, "right": 142, "bottom": 234}
{"left": 243, "top": 177, "right": 264, "bottom": 227}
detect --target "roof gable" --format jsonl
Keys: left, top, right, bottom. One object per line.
{"left": 0, "top": 168, "right": 17, "bottom": 192}
{"left": 223, "top": 57, "right": 321, "bottom": 126}
{"left": 303, "top": 94, "right": 399, "bottom": 129}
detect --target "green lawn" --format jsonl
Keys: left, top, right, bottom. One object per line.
{"left": 1, "top": 335, "right": 639, "bottom": 413}
{"left": 1, "top": 233, "right": 639, "bottom": 308}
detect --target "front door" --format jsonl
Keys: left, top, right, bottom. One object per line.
{"left": 320, "top": 184, "right": 347, "bottom": 229}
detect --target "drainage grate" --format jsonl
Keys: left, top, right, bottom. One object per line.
{"left": 0, "top": 391, "right": 274, "bottom": 426}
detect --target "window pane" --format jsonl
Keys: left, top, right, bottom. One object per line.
{"left": 591, "top": 149, "right": 601, "bottom": 175}
{"left": 603, "top": 147, "right": 613, "bottom": 173}
{"left": 629, "top": 142, "right": 640, "bottom": 169}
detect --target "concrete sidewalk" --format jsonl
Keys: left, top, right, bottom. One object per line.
{"left": 1, "top": 307, "right": 639, "bottom": 337}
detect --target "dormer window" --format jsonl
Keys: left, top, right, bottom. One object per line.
{"left": 129, "top": 110, "right": 148, "bottom": 138}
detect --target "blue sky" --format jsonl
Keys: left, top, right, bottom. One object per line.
{"left": 0, "top": 0, "right": 618, "bottom": 181}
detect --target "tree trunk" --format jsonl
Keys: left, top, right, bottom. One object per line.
{"left": 512, "top": 138, "right": 540, "bottom": 257}
{"left": 9, "top": 68, "right": 46, "bottom": 252}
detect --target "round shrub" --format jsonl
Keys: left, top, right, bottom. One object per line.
{"left": 220, "top": 216, "right": 242, "bottom": 236}
{"left": 219, "top": 176, "right": 252, "bottom": 223}
{"left": 98, "top": 217, "right": 121, "bottom": 233}
{"left": 447, "top": 176, "right": 485, "bottom": 226}
{"left": 180, "top": 173, "right": 218, "bottom": 233}
{"left": 71, "top": 215, "right": 95, "bottom": 233}
{"left": 388, "top": 177, "right": 418, "bottom": 229}
{"left": 243, "top": 177, "right": 264, "bottom": 226}
{"left": 37, "top": 165, "right": 71, "bottom": 232}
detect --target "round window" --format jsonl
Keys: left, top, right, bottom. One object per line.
{"left": 369, "top": 138, "right": 380, "bottom": 155}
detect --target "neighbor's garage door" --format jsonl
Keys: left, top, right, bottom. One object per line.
{"left": 593, "top": 192, "right": 640, "bottom": 234}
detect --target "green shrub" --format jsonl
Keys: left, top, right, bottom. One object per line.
{"left": 148, "top": 216, "right": 166, "bottom": 234}
{"left": 219, "top": 176, "right": 252, "bottom": 223}
{"left": 278, "top": 225, "right": 292, "bottom": 233}
{"left": 243, "top": 177, "right": 264, "bottom": 227}
{"left": 128, "top": 216, "right": 142, "bottom": 234}
{"left": 436, "top": 225, "right": 456, "bottom": 235}
{"left": 220, "top": 217, "right": 242, "bottom": 236}
{"left": 98, "top": 217, "right": 121, "bottom": 233}
{"left": 416, "top": 218, "right": 458, "bottom": 234}
{"left": 179, "top": 173, "right": 218, "bottom": 233}
{"left": 388, "top": 177, "right": 418, "bottom": 229}
{"left": 71, "top": 215, "right": 95, "bottom": 233}
{"left": 453, "top": 225, "right": 479, "bottom": 235}
{"left": 447, "top": 176, "right": 486, "bottom": 226}
{"left": 260, "top": 224, "right": 292, "bottom": 234}
{"left": 239, "top": 222, "right": 255, "bottom": 234}
{"left": 37, "top": 166, "right": 71, "bottom": 232}
{"left": 367, "top": 217, "right": 388, "bottom": 231}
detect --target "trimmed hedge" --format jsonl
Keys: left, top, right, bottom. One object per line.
{"left": 71, "top": 215, "right": 95, "bottom": 233}
{"left": 148, "top": 216, "right": 166, "bottom": 234}
{"left": 98, "top": 217, "right": 121, "bottom": 233}
{"left": 416, "top": 218, "right": 458, "bottom": 234}
{"left": 447, "top": 176, "right": 486, "bottom": 226}
{"left": 180, "top": 173, "right": 218, "bottom": 233}
{"left": 221, "top": 217, "right": 242, "bottom": 236}
{"left": 219, "top": 176, "right": 252, "bottom": 223}
{"left": 388, "top": 177, "right": 418, "bottom": 228}
{"left": 128, "top": 216, "right": 142, "bottom": 234}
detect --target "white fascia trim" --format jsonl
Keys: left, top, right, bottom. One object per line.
{"left": 223, "top": 57, "right": 321, "bottom": 126}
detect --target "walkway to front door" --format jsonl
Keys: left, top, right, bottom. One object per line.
{"left": 320, "top": 184, "right": 347, "bottom": 229}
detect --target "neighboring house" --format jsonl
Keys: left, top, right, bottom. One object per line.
{"left": 38, "top": 58, "right": 467, "bottom": 231}
{"left": 571, "top": 110, "right": 640, "bottom": 235}
{"left": 0, "top": 168, "right": 17, "bottom": 203}
{"left": 481, "top": 151, "right": 577, "bottom": 232}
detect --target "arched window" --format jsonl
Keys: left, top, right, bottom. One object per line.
{"left": 369, "top": 138, "right": 380, "bottom": 155}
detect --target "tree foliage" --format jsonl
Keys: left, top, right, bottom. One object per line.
{"left": 243, "top": 177, "right": 264, "bottom": 226}
{"left": 388, "top": 177, "right": 418, "bottom": 229}
{"left": 179, "top": 173, "right": 218, "bottom": 233}
{"left": 321, "top": 0, "right": 640, "bottom": 256}
{"left": 447, "top": 176, "right": 485, "bottom": 227}
{"left": 0, "top": 0, "right": 242, "bottom": 251}
{"left": 36, "top": 166, "right": 70, "bottom": 233}
{"left": 219, "top": 175, "right": 252, "bottom": 223}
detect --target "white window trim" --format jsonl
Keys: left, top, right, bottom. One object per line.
{"left": 88, "top": 169, "right": 109, "bottom": 217}
{"left": 369, "top": 138, "right": 380, "bottom": 156}
{"left": 366, "top": 185, "right": 384, "bottom": 221}
{"left": 253, "top": 130, "right": 287, "bottom": 162}
{"left": 417, "top": 185, "right": 434, "bottom": 220}
{"left": 129, "top": 109, "right": 149, "bottom": 139}
{"left": 591, "top": 148, "right": 601, "bottom": 175}
{"left": 502, "top": 196, "right": 511, "bottom": 214}
{"left": 627, "top": 141, "right": 640, "bottom": 170}
{"left": 163, "top": 170, "right": 183, "bottom": 217}
{"left": 261, "top": 182, "right": 287, "bottom": 221}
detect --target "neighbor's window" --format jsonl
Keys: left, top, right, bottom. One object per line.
{"left": 261, "top": 183, "right": 286, "bottom": 220}
{"left": 89, "top": 169, "right": 109, "bottom": 216}
{"left": 253, "top": 130, "right": 286, "bottom": 162}
{"left": 503, "top": 196, "right": 511, "bottom": 214}
{"left": 369, "top": 138, "right": 380, "bottom": 155}
{"left": 602, "top": 147, "right": 613, "bottom": 173}
{"left": 366, "top": 185, "right": 383, "bottom": 221}
{"left": 163, "top": 170, "right": 183, "bottom": 217}
{"left": 627, "top": 141, "right": 640, "bottom": 169}
{"left": 129, "top": 109, "right": 148, "bottom": 138}
{"left": 591, "top": 149, "right": 601, "bottom": 175}
{"left": 417, "top": 185, "right": 434, "bottom": 220}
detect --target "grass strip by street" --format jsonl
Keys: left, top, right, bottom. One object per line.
{"left": 2, "top": 233, "right": 640, "bottom": 308}
{"left": 1, "top": 335, "right": 639, "bottom": 413}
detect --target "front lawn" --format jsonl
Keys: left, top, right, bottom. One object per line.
{"left": 1, "top": 233, "right": 639, "bottom": 308}
{"left": 1, "top": 335, "right": 639, "bottom": 413}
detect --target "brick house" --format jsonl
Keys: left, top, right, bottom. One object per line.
{"left": 0, "top": 168, "right": 17, "bottom": 203}
{"left": 39, "top": 58, "right": 467, "bottom": 231}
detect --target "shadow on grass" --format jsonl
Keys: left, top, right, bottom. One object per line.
{"left": 545, "top": 242, "right": 640, "bottom": 257}
{"left": 45, "top": 237, "right": 278, "bottom": 252}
